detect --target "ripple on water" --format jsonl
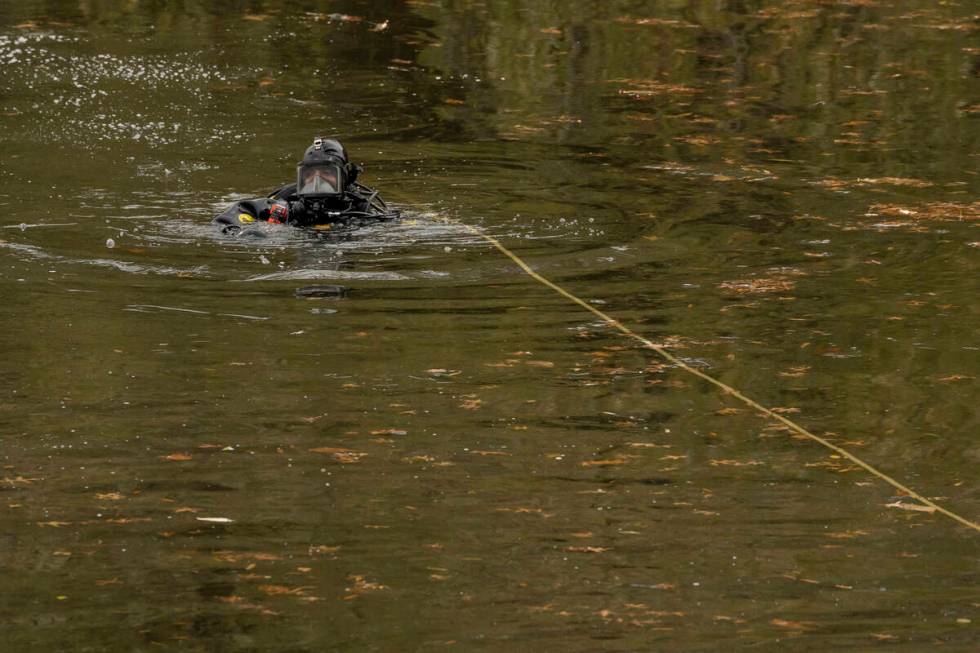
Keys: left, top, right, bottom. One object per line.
{"left": 0, "top": 30, "right": 249, "bottom": 147}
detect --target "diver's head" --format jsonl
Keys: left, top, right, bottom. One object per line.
{"left": 296, "top": 137, "right": 357, "bottom": 203}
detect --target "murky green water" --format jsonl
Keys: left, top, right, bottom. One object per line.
{"left": 1, "top": 1, "right": 978, "bottom": 650}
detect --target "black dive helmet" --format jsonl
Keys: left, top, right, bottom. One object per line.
{"left": 296, "top": 137, "right": 359, "bottom": 201}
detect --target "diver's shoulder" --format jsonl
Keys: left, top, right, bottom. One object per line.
{"left": 268, "top": 183, "right": 297, "bottom": 199}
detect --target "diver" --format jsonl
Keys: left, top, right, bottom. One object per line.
{"left": 213, "top": 137, "right": 398, "bottom": 234}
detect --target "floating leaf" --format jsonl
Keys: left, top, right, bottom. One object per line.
{"left": 344, "top": 575, "right": 388, "bottom": 599}
{"left": 214, "top": 551, "right": 281, "bottom": 563}
{"left": 259, "top": 584, "right": 308, "bottom": 596}
{"left": 581, "top": 457, "right": 634, "bottom": 467}
{"left": 824, "top": 530, "right": 869, "bottom": 539}
{"left": 95, "top": 492, "right": 124, "bottom": 501}
{"left": 935, "top": 374, "right": 973, "bottom": 383}
{"left": 310, "top": 447, "right": 367, "bottom": 463}
{"left": 885, "top": 501, "right": 936, "bottom": 513}
{"left": 309, "top": 545, "right": 341, "bottom": 556}
{"left": 718, "top": 278, "right": 796, "bottom": 294}
{"left": 771, "top": 618, "right": 810, "bottom": 629}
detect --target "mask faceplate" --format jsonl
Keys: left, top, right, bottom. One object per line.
{"left": 297, "top": 162, "right": 344, "bottom": 198}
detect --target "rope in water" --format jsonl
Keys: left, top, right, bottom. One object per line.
{"left": 457, "top": 221, "right": 979, "bottom": 533}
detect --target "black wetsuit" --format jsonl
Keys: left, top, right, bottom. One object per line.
{"left": 213, "top": 182, "right": 393, "bottom": 233}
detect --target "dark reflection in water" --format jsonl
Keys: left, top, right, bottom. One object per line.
{"left": 1, "top": 0, "right": 978, "bottom": 650}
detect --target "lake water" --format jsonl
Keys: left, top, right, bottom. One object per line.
{"left": 1, "top": 1, "right": 978, "bottom": 650}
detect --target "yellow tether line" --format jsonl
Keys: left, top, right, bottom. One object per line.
{"left": 457, "top": 221, "right": 979, "bottom": 533}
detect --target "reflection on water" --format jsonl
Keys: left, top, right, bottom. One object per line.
{"left": 1, "top": 0, "right": 978, "bottom": 650}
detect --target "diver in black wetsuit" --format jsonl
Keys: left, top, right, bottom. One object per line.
{"left": 213, "top": 137, "right": 398, "bottom": 234}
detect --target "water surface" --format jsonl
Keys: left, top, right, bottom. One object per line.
{"left": 1, "top": 1, "right": 978, "bottom": 650}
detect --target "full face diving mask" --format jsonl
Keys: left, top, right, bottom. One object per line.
{"left": 297, "top": 138, "right": 347, "bottom": 200}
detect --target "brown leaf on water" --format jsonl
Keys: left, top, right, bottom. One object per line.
{"left": 676, "top": 135, "right": 719, "bottom": 147}
{"left": 162, "top": 453, "right": 192, "bottom": 462}
{"left": 217, "top": 595, "right": 280, "bottom": 615}
{"left": 885, "top": 501, "right": 936, "bottom": 513}
{"left": 581, "top": 456, "right": 635, "bottom": 467}
{"left": 459, "top": 398, "right": 483, "bottom": 410}
{"left": 858, "top": 177, "right": 934, "bottom": 187}
{"left": 868, "top": 201, "right": 979, "bottom": 222}
{"left": 214, "top": 551, "right": 282, "bottom": 563}
{"left": 37, "top": 521, "right": 72, "bottom": 528}
{"left": 484, "top": 360, "right": 518, "bottom": 368}
{"left": 824, "top": 530, "right": 869, "bottom": 539}
{"left": 713, "top": 615, "right": 747, "bottom": 623}
{"left": 719, "top": 278, "right": 796, "bottom": 294}
{"left": 370, "top": 428, "right": 407, "bottom": 436}
{"left": 309, "top": 447, "right": 367, "bottom": 463}
{"left": 425, "top": 368, "right": 461, "bottom": 377}
{"left": 103, "top": 517, "right": 151, "bottom": 524}
{"left": 95, "top": 492, "right": 124, "bottom": 501}
{"left": 716, "top": 407, "right": 742, "bottom": 415}
{"left": 616, "top": 80, "right": 698, "bottom": 98}
{"left": 258, "top": 584, "right": 308, "bottom": 596}
{"left": 816, "top": 176, "right": 934, "bottom": 190}
{"left": 3, "top": 476, "right": 42, "bottom": 485}
{"left": 343, "top": 575, "right": 388, "bottom": 599}
{"left": 778, "top": 366, "right": 811, "bottom": 378}
{"left": 709, "top": 459, "right": 764, "bottom": 467}
{"left": 566, "top": 546, "right": 609, "bottom": 553}
{"left": 335, "top": 452, "right": 367, "bottom": 463}
{"left": 309, "top": 545, "right": 341, "bottom": 556}
{"left": 616, "top": 16, "right": 696, "bottom": 28}
{"left": 526, "top": 360, "right": 555, "bottom": 368}
{"left": 243, "top": 14, "right": 269, "bottom": 21}
{"left": 771, "top": 618, "right": 811, "bottom": 629}
{"left": 495, "top": 507, "right": 554, "bottom": 518}
{"left": 935, "top": 374, "right": 973, "bottom": 382}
